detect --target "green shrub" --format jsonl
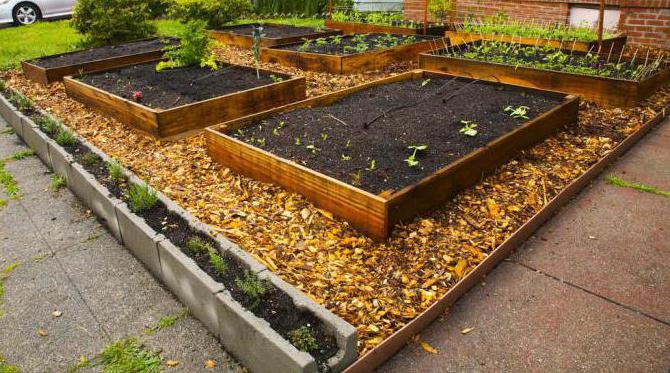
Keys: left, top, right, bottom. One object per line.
{"left": 288, "top": 326, "right": 318, "bottom": 352}
{"left": 50, "top": 174, "right": 66, "bottom": 191}
{"left": 147, "top": 0, "right": 173, "bottom": 18}
{"left": 168, "top": 0, "right": 253, "bottom": 29}
{"left": 72, "top": 0, "right": 157, "bottom": 47}
{"left": 235, "top": 271, "right": 269, "bottom": 309}
{"left": 55, "top": 128, "right": 77, "bottom": 147}
{"left": 126, "top": 182, "right": 158, "bottom": 213}
{"left": 35, "top": 115, "right": 62, "bottom": 136}
{"left": 106, "top": 159, "right": 125, "bottom": 182}
{"left": 156, "top": 21, "right": 217, "bottom": 71}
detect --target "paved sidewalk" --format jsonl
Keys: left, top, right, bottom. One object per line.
{"left": 380, "top": 119, "right": 670, "bottom": 372}
{"left": 0, "top": 117, "right": 242, "bottom": 371}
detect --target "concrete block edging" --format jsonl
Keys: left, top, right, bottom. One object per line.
{"left": 0, "top": 88, "right": 357, "bottom": 373}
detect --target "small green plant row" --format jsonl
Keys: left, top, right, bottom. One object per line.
{"left": 457, "top": 13, "right": 616, "bottom": 43}
{"left": 444, "top": 40, "right": 664, "bottom": 81}
{"left": 331, "top": 10, "right": 441, "bottom": 28}
{"left": 297, "top": 33, "right": 418, "bottom": 55}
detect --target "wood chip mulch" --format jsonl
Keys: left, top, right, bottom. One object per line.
{"left": 4, "top": 45, "right": 669, "bottom": 355}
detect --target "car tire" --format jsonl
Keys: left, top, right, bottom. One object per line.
{"left": 12, "top": 3, "right": 41, "bottom": 26}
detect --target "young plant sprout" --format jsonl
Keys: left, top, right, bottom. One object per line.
{"left": 505, "top": 105, "right": 530, "bottom": 120}
{"left": 269, "top": 74, "right": 284, "bottom": 83}
{"left": 366, "top": 159, "right": 377, "bottom": 171}
{"left": 256, "top": 138, "right": 266, "bottom": 147}
{"left": 459, "top": 120, "right": 478, "bottom": 137}
{"left": 294, "top": 137, "right": 301, "bottom": 145}
{"left": 341, "top": 154, "right": 351, "bottom": 161}
{"left": 421, "top": 78, "right": 432, "bottom": 87}
{"left": 350, "top": 170, "right": 362, "bottom": 186}
{"left": 306, "top": 144, "right": 320, "bottom": 154}
{"left": 405, "top": 145, "right": 428, "bottom": 167}
{"left": 320, "top": 133, "right": 328, "bottom": 141}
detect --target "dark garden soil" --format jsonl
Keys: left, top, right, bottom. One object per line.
{"left": 232, "top": 77, "right": 564, "bottom": 194}
{"left": 79, "top": 63, "right": 287, "bottom": 109}
{"left": 2, "top": 87, "right": 338, "bottom": 370}
{"left": 279, "top": 33, "right": 437, "bottom": 55}
{"left": 221, "top": 23, "right": 327, "bottom": 38}
{"left": 32, "top": 38, "right": 175, "bottom": 68}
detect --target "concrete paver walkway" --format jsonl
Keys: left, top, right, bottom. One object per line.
{"left": 380, "top": 119, "right": 670, "bottom": 372}
{"left": 0, "top": 117, "right": 242, "bottom": 372}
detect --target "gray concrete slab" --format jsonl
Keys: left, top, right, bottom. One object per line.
{"left": 0, "top": 258, "right": 109, "bottom": 372}
{"left": 4, "top": 155, "right": 53, "bottom": 196}
{"left": 0, "top": 200, "right": 51, "bottom": 264}
{"left": 379, "top": 263, "right": 670, "bottom": 373}
{"left": 19, "top": 188, "right": 102, "bottom": 251}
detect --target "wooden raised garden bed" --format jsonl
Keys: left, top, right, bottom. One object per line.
{"left": 325, "top": 19, "right": 449, "bottom": 36}
{"left": 418, "top": 40, "right": 670, "bottom": 107}
{"left": 445, "top": 31, "right": 627, "bottom": 53}
{"left": 63, "top": 62, "right": 306, "bottom": 138}
{"left": 208, "top": 23, "right": 342, "bottom": 48}
{"left": 22, "top": 38, "right": 175, "bottom": 85}
{"left": 261, "top": 33, "right": 444, "bottom": 74}
{"left": 205, "top": 70, "right": 578, "bottom": 239}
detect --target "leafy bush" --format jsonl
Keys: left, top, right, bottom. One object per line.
{"left": 254, "top": 0, "right": 327, "bottom": 17}
{"left": 168, "top": 0, "right": 253, "bottom": 29}
{"left": 126, "top": 182, "right": 158, "bottom": 213}
{"left": 288, "top": 326, "right": 318, "bottom": 352}
{"left": 156, "top": 21, "right": 217, "bottom": 71}
{"left": 71, "top": 0, "right": 157, "bottom": 47}
{"left": 429, "top": 0, "right": 452, "bottom": 23}
{"left": 147, "top": 0, "right": 173, "bottom": 18}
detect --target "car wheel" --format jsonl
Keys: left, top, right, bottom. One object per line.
{"left": 13, "top": 3, "right": 41, "bottom": 25}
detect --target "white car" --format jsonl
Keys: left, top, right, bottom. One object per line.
{"left": 0, "top": 0, "right": 76, "bottom": 26}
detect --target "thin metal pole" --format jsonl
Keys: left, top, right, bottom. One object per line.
{"left": 597, "top": 0, "right": 605, "bottom": 47}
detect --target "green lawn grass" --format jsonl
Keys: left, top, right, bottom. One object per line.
{"left": 0, "top": 17, "right": 323, "bottom": 70}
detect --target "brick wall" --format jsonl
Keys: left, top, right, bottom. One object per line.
{"left": 404, "top": 0, "right": 670, "bottom": 48}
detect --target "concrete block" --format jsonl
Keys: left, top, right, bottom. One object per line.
{"left": 67, "top": 163, "right": 93, "bottom": 206}
{"left": 0, "top": 94, "right": 22, "bottom": 136}
{"left": 115, "top": 203, "right": 163, "bottom": 280}
{"left": 88, "top": 180, "right": 123, "bottom": 243}
{"left": 47, "top": 140, "right": 73, "bottom": 180}
{"left": 20, "top": 116, "right": 51, "bottom": 168}
{"left": 158, "top": 239, "right": 225, "bottom": 336}
{"left": 216, "top": 291, "right": 318, "bottom": 373}
{"left": 261, "top": 271, "right": 358, "bottom": 372}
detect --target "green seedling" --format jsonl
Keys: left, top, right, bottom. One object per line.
{"left": 186, "top": 236, "right": 212, "bottom": 253}
{"left": 106, "top": 159, "right": 125, "bottom": 182}
{"left": 9, "top": 150, "right": 34, "bottom": 161}
{"left": 35, "top": 115, "right": 62, "bottom": 136}
{"left": 306, "top": 144, "right": 320, "bottom": 154}
{"left": 235, "top": 271, "right": 270, "bottom": 309}
{"left": 208, "top": 249, "right": 227, "bottom": 277}
{"left": 459, "top": 120, "right": 478, "bottom": 137}
{"left": 98, "top": 338, "right": 161, "bottom": 373}
{"left": 405, "top": 145, "right": 428, "bottom": 167}
{"left": 366, "top": 159, "right": 376, "bottom": 171}
{"left": 294, "top": 137, "right": 301, "bottom": 145}
{"left": 81, "top": 152, "right": 101, "bottom": 167}
{"left": 55, "top": 128, "right": 77, "bottom": 147}
{"left": 341, "top": 154, "right": 351, "bottom": 161}
{"left": 288, "top": 326, "right": 319, "bottom": 352}
{"left": 421, "top": 78, "right": 432, "bottom": 87}
{"left": 505, "top": 105, "right": 530, "bottom": 120}
{"left": 126, "top": 182, "right": 158, "bottom": 213}
{"left": 270, "top": 74, "right": 284, "bottom": 83}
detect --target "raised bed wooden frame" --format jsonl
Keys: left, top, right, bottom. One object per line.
{"left": 260, "top": 36, "right": 445, "bottom": 74}
{"left": 63, "top": 63, "right": 307, "bottom": 139}
{"left": 208, "top": 23, "right": 342, "bottom": 49}
{"left": 205, "top": 70, "right": 579, "bottom": 239}
{"left": 21, "top": 38, "right": 171, "bottom": 85}
{"left": 418, "top": 41, "right": 670, "bottom": 107}
{"left": 446, "top": 30, "right": 628, "bottom": 53}
{"left": 325, "top": 19, "right": 449, "bottom": 36}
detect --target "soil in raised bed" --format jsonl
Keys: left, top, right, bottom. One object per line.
{"left": 32, "top": 38, "right": 176, "bottom": 69}
{"left": 279, "top": 33, "right": 438, "bottom": 56}
{"left": 79, "top": 62, "right": 288, "bottom": 109}
{"left": 221, "top": 23, "right": 328, "bottom": 38}
{"left": 232, "top": 77, "right": 563, "bottom": 194}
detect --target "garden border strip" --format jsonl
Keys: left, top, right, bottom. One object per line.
{"left": 62, "top": 63, "right": 307, "bottom": 139}
{"left": 341, "top": 100, "right": 670, "bottom": 373}
{"left": 21, "top": 37, "right": 174, "bottom": 85}
{"left": 0, "top": 91, "right": 357, "bottom": 373}
{"left": 205, "top": 70, "right": 579, "bottom": 239}
{"left": 325, "top": 20, "right": 449, "bottom": 36}
{"left": 208, "top": 24, "right": 342, "bottom": 48}
{"left": 445, "top": 31, "right": 627, "bottom": 53}
{"left": 418, "top": 41, "right": 670, "bottom": 107}
{"left": 260, "top": 36, "right": 444, "bottom": 74}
